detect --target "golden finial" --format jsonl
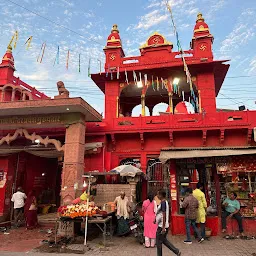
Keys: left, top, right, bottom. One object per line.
{"left": 111, "top": 24, "right": 119, "bottom": 33}
{"left": 197, "top": 12, "right": 205, "bottom": 22}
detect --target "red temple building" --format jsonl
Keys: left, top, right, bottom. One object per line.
{"left": 0, "top": 13, "right": 256, "bottom": 235}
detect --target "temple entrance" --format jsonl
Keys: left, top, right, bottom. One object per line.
{"left": 10, "top": 152, "right": 61, "bottom": 212}
{"left": 147, "top": 159, "right": 170, "bottom": 201}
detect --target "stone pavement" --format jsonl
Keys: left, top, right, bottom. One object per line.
{"left": 1, "top": 235, "right": 256, "bottom": 256}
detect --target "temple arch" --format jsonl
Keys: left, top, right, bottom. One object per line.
{"left": 132, "top": 104, "right": 150, "bottom": 117}
{"left": 152, "top": 102, "right": 169, "bottom": 116}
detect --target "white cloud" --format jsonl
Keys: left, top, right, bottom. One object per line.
{"left": 135, "top": 10, "right": 169, "bottom": 30}
{"left": 247, "top": 56, "right": 256, "bottom": 74}
{"left": 219, "top": 8, "right": 256, "bottom": 58}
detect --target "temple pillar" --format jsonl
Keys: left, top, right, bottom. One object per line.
{"left": 22, "top": 92, "right": 26, "bottom": 101}
{"left": 168, "top": 93, "right": 173, "bottom": 113}
{"left": 141, "top": 94, "right": 145, "bottom": 116}
{"left": 0, "top": 90, "right": 4, "bottom": 102}
{"left": 61, "top": 121, "right": 85, "bottom": 204}
{"left": 11, "top": 89, "right": 15, "bottom": 101}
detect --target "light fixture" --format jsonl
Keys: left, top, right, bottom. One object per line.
{"left": 83, "top": 180, "right": 87, "bottom": 187}
{"left": 137, "top": 81, "right": 143, "bottom": 88}
{"left": 42, "top": 173, "right": 46, "bottom": 176}
{"left": 173, "top": 78, "right": 180, "bottom": 85}
{"left": 66, "top": 108, "right": 70, "bottom": 111}
{"left": 35, "top": 139, "right": 40, "bottom": 144}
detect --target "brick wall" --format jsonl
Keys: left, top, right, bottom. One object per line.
{"left": 94, "top": 184, "right": 136, "bottom": 206}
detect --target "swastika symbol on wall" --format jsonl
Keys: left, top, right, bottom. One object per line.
{"left": 200, "top": 44, "right": 207, "bottom": 51}
{"left": 110, "top": 54, "right": 116, "bottom": 61}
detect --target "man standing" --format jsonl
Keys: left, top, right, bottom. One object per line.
{"left": 193, "top": 183, "right": 207, "bottom": 239}
{"left": 156, "top": 189, "right": 181, "bottom": 256}
{"left": 114, "top": 191, "right": 130, "bottom": 236}
{"left": 182, "top": 188, "right": 204, "bottom": 244}
{"left": 11, "top": 187, "right": 27, "bottom": 228}
{"left": 221, "top": 192, "right": 244, "bottom": 235}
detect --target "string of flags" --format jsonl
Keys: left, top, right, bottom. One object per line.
{"left": 37, "top": 42, "right": 46, "bottom": 63}
{"left": 6, "top": 29, "right": 199, "bottom": 112}
{"left": 165, "top": 0, "right": 195, "bottom": 100}
{"left": 8, "top": 31, "right": 19, "bottom": 49}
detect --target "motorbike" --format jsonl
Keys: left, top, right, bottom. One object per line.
{"left": 129, "top": 203, "right": 144, "bottom": 244}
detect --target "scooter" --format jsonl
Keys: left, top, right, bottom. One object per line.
{"left": 129, "top": 203, "right": 144, "bottom": 244}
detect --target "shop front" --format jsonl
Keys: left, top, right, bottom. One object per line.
{"left": 160, "top": 150, "right": 256, "bottom": 236}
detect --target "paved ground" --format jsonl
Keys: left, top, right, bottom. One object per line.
{"left": 0, "top": 234, "right": 256, "bottom": 256}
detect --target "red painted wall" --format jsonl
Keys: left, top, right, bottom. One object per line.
{"left": 0, "top": 157, "right": 9, "bottom": 216}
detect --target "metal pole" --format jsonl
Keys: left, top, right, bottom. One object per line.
{"left": 84, "top": 174, "right": 91, "bottom": 246}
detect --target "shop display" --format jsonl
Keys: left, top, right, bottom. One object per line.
{"left": 219, "top": 173, "right": 256, "bottom": 218}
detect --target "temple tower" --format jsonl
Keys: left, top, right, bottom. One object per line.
{"left": 191, "top": 13, "right": 214, "bottom": 60}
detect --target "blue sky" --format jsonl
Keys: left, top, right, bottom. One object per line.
{"left": 0, "top": 0, "right": 256, "bottom": 113}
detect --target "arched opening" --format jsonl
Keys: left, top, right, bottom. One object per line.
{"left": 132, "top": 104, "right": 150, "bottom": 117}
{"left": 3, "top": 86, "right": 13, "bottom": 101}
{"left": 152, "top": 103, "right": 169, "bottom": 116}
{"left": 174, "top": 101, "right": 195, "bottom": 114}
{"left": 145, "top": 85, "right": 169, "bottom": 116}
{"left": 119, "top": 84, "right": 142, "bottom": 117}
{"left": 14, "top": 90, "right": 22, "bottom": 101}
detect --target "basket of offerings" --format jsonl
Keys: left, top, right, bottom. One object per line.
{"left": 57, "top": 204, "right": 100, "bottom": 219}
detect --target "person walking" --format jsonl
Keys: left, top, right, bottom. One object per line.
{"left": 182, "top": 188, "right": 204, "bottom": 244}
{"left": 11, "top": 187, "right": 27, "bottom": 228}
{"left": 142, "top": 193, "right": 157, "bottom": 248}
{"left": 221, "top": 192, "right": 244, "bottom": 236}
{"left": 156, "top": 189, "right": 181, "bottom": 256}
{"left": 193, "top": 183, "right": 207, "bottom": 239}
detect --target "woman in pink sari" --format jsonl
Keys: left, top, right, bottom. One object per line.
{"left": 24, "top": 190, "right": 38, "bottom": 230}
{"left": 142, "top": 193, "right": 157, "bottom": 248}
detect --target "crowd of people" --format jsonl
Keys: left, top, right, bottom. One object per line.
{"left": 114, "top": 183, "right": 245, "bottom": 256}
{"left": 11, "top": 183, "right": 244, "bottom": 256}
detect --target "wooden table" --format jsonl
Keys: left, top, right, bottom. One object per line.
{"left": 55, "top": 216, "right": 113, "bottom": 247}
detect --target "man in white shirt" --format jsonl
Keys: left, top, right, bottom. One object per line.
{"left": 11, "top": 187, "right": 27, "bottom": 227}
{"left": 156, "top": 189, "right": 181, "bottom": 256}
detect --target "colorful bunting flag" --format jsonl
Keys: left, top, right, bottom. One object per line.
{"left": 117, "top": 67, "right": 120, "bottom": 79}
{"left": 53, "top": 46, "right": 59, "bottom": 66}
{"left": 88, "top": 58, "right": 91, "bottom": 77}
{"left": 182, "top": 91, "right": 185, "bottom": 101}
{"left": 37, "top": 42, "right": 46, "bottom": 63}
{"left": 144, "top": 74, "right": 148, "bottom": 87}
{"left": 161, "top": 77, "right": 164, "bottom": 89}
{"left": 156, "top": 77, "right": 159, "bottom": 91}
{"left": 152, "top": 76, "right": 155, "bottom": 91}
{"left": 79, "top": 53, "right": 81, "bottom": 73}
{"left": 8, "top": 31, "right": 18, "bottom": 49}
{"left": 66, "top": 49, "right": 70, "bottom": 70}
{"left": 139, "top": 72, "right": 142, "bottom": 85}
{"left": 133, "top": 71, "right": 138, "bottom": 85}
{"left": 25, "top": 36, "right": 32, "bottom": 50}
{"left": 125, "top": 69, "right": 128, "bottom": 84}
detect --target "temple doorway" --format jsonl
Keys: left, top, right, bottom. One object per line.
{"left": 146, "top": 159, "right": 170, "bottom": 201}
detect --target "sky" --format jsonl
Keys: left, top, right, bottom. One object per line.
{"left": 0, "top": 0, "right": 256, "bottom": 114}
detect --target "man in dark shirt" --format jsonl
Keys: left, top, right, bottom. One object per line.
{"left": 182, "top": 188, "right": 204, "bottom": 244}
{"left": 156, "top": 189, "right": 181, "bottom": 256}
